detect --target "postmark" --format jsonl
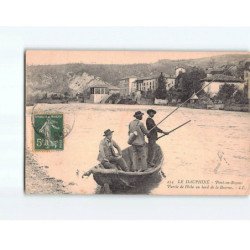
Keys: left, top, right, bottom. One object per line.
{"left": 31, "top": 103, "right": 75, "bottom": 140}
{"left": 34, "top": 114, "right": 64, "bottom": 150}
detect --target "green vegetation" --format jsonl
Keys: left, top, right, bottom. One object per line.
{"left": 214, "top": 83, "right": 248, "bottom": 104}
{"left": 155, "top": 73, "right": 167, "bottom": 99}
{"left": 170, "top": 67, "right": 206, "bottom": 102}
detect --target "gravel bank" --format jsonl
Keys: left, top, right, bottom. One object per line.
{"left": 25, "top": 151, "right": 71, "bottom": 194}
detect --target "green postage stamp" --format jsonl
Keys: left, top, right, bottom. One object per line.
{"left": 33, "top": 114, "right": 64, "bottom": 150}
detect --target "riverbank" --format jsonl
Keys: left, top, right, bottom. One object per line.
{"left": 25, "top": 150, "right": 70, "bottom": 194}
{"left": 27, "top": 98, "right": 250, "bottom": 113}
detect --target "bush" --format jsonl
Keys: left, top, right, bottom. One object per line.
{"left": 215, "top": 83, "right": 236, "bottom": 104}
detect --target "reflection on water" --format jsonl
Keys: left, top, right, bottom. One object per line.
{"left": 26, "top": 103, "right": 250, "bottom": 194}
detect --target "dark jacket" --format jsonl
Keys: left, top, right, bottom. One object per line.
{"left": 146, "top": 117, "right": 163, "bottom": 140}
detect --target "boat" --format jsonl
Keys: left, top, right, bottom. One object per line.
{"left": 83, "top": 144, "right": 164, "bottom": 194}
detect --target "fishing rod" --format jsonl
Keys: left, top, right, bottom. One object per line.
{"left": 157, "top": 120, "right": 191, "bottom": 141}
{"left": 148, "top": 81, "right": 213, "bottom": 133}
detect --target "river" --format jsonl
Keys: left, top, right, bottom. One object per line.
{"left": 26, "top": 103, "right": 250, "bottom": 195}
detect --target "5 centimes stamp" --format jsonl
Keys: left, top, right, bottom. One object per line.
{"left": 34, "top": 114, "right": 64, "bottom": 150}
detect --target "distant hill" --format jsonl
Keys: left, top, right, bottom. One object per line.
{"left": 26, "top": 53, "right": 250, "bottom": 104}
{"left": 154, "top": 54, "right": 250, "bottom": 73}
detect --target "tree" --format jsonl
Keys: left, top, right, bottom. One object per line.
{"left": 146, "top": 89, "right": 154, "bottom": 99}
{"left": 215, "top": 83, "right": 236, "bottom": 103}
{"left": 64, "top": 91, "right": 70, "bottom": 98}
{"left": 221, "top": 66, "right": 233, "bottom": 76}
{"left": 235, "top": 61, "right": 246, "bottom": 79}
{"left": 208, "top": 58, "right": 215, "bottom": 68}
{"left": 155, "top": 72, "right": 167, "bottom": 99}
{"left": 175, "top": 67, "right": 206, "bottom": 102}
{"left": 233, "top": 86, "right": 249, "bottom": 104}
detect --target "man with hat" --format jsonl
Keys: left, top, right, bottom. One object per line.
{"left": 128, "top": 111, "right": 149, "bottom": 171}
{"left": 97, "top": 129, "right": 129, "bottom": 171}
{"left": 146, "top": 109, "right": 169, "bottom": 167}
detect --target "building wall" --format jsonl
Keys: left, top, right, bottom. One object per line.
{"left": 165, "top": 78, "right": 176, "bottom": 90}
{"left": 118, "top": 79, "right": 128, "bottom": 96}
{"left": 90, "top": 93, "right": 109, "bottom": 103}
{"left": 175, "top": 67, "right": 186, "bottom": 77}
{"left": 154, "top": 98, "right": 168, "bottom": 105}
{"left": 128, "top": 77, "right": 137, "bottom": 94}
{"left": 118, "top": 77, "right": 137, "bottom": 95}
{"left": 109, "top": 89, "right": 120, "bottom": 94}
{"left": 203, "top": 81, "right": 245, "bottom": 97}
{"left": 134, "top": 90, "right": 142, "bottom": 103}
{"left": 136, "top": 77, "right": 176, "bottom": 92}
{"left": 89, "top": 87, "right": 109, "bottom": 103}
{"left": 244, "top": 69, "right": 250, "bottom": 99}
{"left": 244, "top": 70, "right": 250, "bottom": 84}
{"left": 136, "top": 78, "right": 158, "bottom": 92}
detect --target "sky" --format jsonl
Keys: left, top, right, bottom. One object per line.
{"left": 26, "top": 50, "right": 250, "bottom": 65}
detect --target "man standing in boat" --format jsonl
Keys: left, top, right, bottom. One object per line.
{"left": 128, "top": 111, "right": 149, "bottom": 171}
{"left": 146, "top": 109, "right": 169, "bottom": 167}
{"left": 98, "top": 129, "right": 129, "bottom": 172}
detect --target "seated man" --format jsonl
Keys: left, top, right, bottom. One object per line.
{"left": 97, "top": 129, "right": 129, "bottom": 172}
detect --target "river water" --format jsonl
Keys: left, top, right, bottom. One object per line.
{"left": 26, "top": 103, "right": 250, "bottom": 195}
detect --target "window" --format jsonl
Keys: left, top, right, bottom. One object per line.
{"left": 95, "top": 88, "right": 101, "bottom": 94}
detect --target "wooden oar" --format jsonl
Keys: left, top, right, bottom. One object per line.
{"left": 157, "top": 120, "right": 191, "bottom": 141}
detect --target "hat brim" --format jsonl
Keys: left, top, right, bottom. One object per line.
{"left": 147, "top": 109, "right": 156, "bottom": 115}
{"left": 103, "top": 131, "right": 114, "bottom": 136}
{"left": 134, "top": 113, "right": 144, "bottom": 117}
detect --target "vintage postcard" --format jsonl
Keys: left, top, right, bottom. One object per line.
{"left": 25, "top": 50, "right": 250, "bottom": 195}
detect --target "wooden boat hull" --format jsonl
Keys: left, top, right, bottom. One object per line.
{"left": 90, "top": 144, "right": 164, "bottom": 194}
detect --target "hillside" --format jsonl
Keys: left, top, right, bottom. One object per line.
{"left": 26, "top": 53, "right": 250, "bottom": 104}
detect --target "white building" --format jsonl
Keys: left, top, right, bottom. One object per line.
{"left": 244, "top": 62, "right": 250, "bottom": 99}
{"left": 88, "top": 82, "right": 120, "bottom": 103}
{"left": 135, "top": 76, "right": 158, "bottom": 92}
{"left": 118, "top": 77, "right": 137, "bottom": 96}
{"left": 165, "top": 75, "right": 176, "bottom": 90}
{"left": 201, "top": 74, "right": 245, "bottom": 97}
{"left": 89, "top": 84, "right": 109, "bottom": 103}
{"left": 134, "top": 74, "right": 176, "bottom": 92}
{"left": 175, "top": 67, "right": 186, "bottom": 77}
{"left": 189, "top": 93, "right": 199, "bottom": 103}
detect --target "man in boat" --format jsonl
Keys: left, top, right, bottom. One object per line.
{"left": 128, "top": 111, "right": 149, "bottom": 171}
{"left": 146, "top": 109, "right": 169, "bottom": 167}
{"left": 97, "top": 129, "right": 129, "bottom": 172}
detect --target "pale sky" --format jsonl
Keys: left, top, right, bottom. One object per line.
{"left": 26, "top": 50, "right": 249, "bottom": 65}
